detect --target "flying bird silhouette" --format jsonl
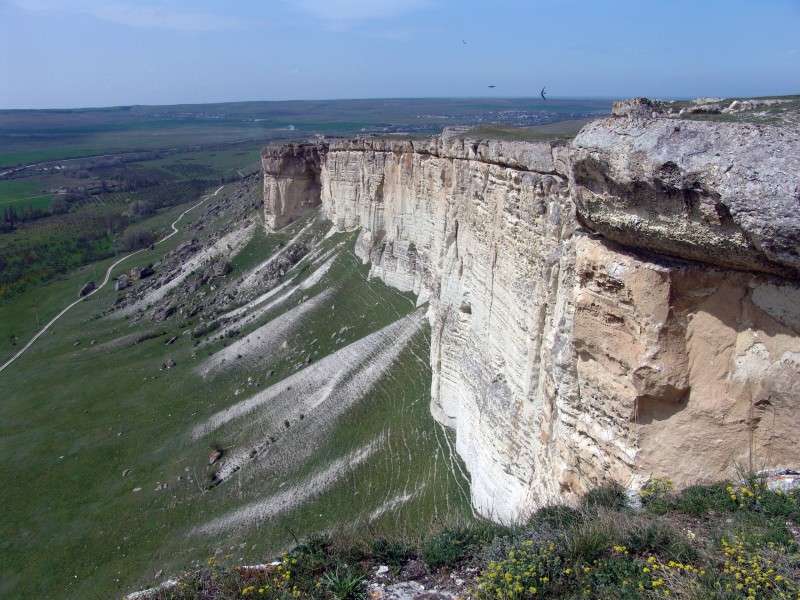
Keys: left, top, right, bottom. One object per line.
{"left": 462, "top": 39, "right": 467, "bottom": 45}
{"left": 540, "top": 87, "right": 547, "bottom": 100}
{"left": 488, "top": 85, "right": 496, "bottom": 89}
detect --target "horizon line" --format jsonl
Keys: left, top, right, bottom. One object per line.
{"left": 4, "top": 92, "right": 799, "bottom": 113}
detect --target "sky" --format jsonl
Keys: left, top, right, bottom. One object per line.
{"left": 0, "top": 0, "right": 798, "bottom": 109}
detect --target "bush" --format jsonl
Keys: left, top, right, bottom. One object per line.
{"left": 422, "top": 525, "right": 499, "bottom": 569}
{"left": 583, "top": 482, "right": 629, "bottom": 512}
{"left": 50, "top": 197, "right": 70, "bottom": 215}
{"left": 715, "top": 535, "right": 799, "bottom": 599}
{"left": 640, "top": 477, "right": 673, "bottom": 515}
{"left": 623, "top": 519, "right": 697, "bottom": 562}
{"left": 563, "top": 519, "right": 619, "bottom": 563}
{"left": 369, "top": 538, "right": 413, "bottom": 567}
{"left": 728, "top": 512, "right": 797, "bottom": 550}
{"left": 673, "top": 482, "right": 734, "bottom": 515}
{"left": 121, "top": 228, "right": 156, "bottom": 251}
{"left": 476, "top": 541, "right": 656, "bottom": 600}
{"left": 128, "top": 199, "right": 155, "bottom": 217}
{"left": 758, "top": 488, "right": 800, "bottom": 523}
{"left": 476, "top": 540, "right": 565, "bottom": 598}
{"left": 528, "top": 504, "right": 582, "bottom": 529}
{"left": 320, "top": 566, "right": 366, "bottom": 600}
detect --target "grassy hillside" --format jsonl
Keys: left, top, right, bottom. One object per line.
{"left": 0, "top": 190, "right": 471, "bottom": 599}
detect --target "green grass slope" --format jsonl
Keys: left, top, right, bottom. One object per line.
{"left": 0, "top": 195, "right": 471, "bottom": 599}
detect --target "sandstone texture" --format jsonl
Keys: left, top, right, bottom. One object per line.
{"left": 262, "top": 143, "right": 325, "bottom": 230}
{"left": 261, "top": 107, "right": 800, "bottom": 523}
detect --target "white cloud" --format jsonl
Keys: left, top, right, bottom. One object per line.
{"left": 292, "top": 0, "right": 430, "bottom": 23}
{"left": 12, "top": 0, "right": 244, "bottom": 31}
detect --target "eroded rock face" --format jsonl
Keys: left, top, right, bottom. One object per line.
{"left": 571, "top": 116, "right": 800, "bottom": 278}
{"left": 262, "top": 143, "right": 326, "bottom": 230}
{"left": 261, "top": 113, "right": 800, "bottom": 523}
{"left": 319, "top": 137, "right": 580, "bottom": 521}
{"left": 574, "top": 237, "right": 800, "bottom": 490}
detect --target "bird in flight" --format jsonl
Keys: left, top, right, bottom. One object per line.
{"left": 462, "top": 39, "right": 467, "bottom": 45}
{"left": 488, "top": 85, "right": 496, "bottom": 89}
{"left": 540, "top": 87, "right": 547, "bottom": 100}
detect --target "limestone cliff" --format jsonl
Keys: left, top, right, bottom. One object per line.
{"left": 260, "top": 111, "right": 800, "bottom": 523}
{"left": 262, "top": 143, "right": 325, "bottom": 230}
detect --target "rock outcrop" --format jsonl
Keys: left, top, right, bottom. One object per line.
{"left": 261, "top": 108, "right": 800, "bottom": 523}
{"left": 571, "top": 116, "right": 800, "bottom": 278}
{"left": 262, "top": 143, "right": 326, "bottom": 230}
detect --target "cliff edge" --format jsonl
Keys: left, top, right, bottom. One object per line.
{"left": 260, "top": 102, "right": 800, "bottom": 523}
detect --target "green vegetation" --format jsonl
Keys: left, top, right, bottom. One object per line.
{"left": 0, "top": 145, "right": 260, "bottom": 299}
{"left": 147, "top": 477, "right": 800, "bottom": 599}
{"left": 422, "top": 525, "right": 501, "bottom": 569}
{"left": 0, "top": 179, "right": 52, "bottom": 211}
{"left": 0, "top": 206, "right": 471, "bottom": 599}
{"left": 0, "top": 98, "right": 611, "bottom": 167}
{"left": 461, "top": 118, "right": 592, "bottom": 142}
{"left": 0, "top": 184, "right": 207, "bottom": 298}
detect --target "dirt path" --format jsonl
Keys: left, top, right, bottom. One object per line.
{"left": 0, "top": 185, "right": 224, "bottom": 376}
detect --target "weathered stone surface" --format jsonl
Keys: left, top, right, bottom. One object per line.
{"left": 115, "top": 274, "right": 129, "bottom": 291}
{"left": 262, "top": 108, "right": 800, "bottom": 523}
{"left": 573, "top": 236, "right": 800, "bottom": 490}
{"left": 571, "top": 116, "right": 800, "bottom": 278}
{"left": 262, "top": 143, "right": 326, "bottom": 230}
{"left": 319, "top": 137, "right": 578, "bottom": 521}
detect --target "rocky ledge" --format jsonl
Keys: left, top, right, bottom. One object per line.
{"left": 260, "top": 100, "right": 800, "bottom": 523}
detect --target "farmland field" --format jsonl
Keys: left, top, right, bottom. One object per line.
{"left": 0, "top": 179, "right": 52, "bottom": 211}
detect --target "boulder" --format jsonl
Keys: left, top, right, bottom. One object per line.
{"left": 571, "top": 115, "right": 800, "bottom": 278}
{"left": 208, "top": 448, "right": 223, "bottom": 465}
{"left": 79, "top": 281, "right": 96, "bottom": 297}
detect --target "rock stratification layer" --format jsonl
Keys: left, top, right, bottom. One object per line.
{"left": 261, "top": 114, "right": 800, "bottom": 523}
{"left": 262, "top": 143, "right": 325, "bottom": 230}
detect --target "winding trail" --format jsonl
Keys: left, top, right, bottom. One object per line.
{"left": 0, "top": 185, "right": 224, "bottom": 376}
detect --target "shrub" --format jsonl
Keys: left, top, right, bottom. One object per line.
{"left": 128, "top": 199, "right": 155, "bottom": 217}
{"left": 528, "top": 504, "right": 582, "bottom": 529}
{"left": 582, "top": 482, "right": 629, "bottom": 512}
{"left": 673, "top": 482, "right": 734, "bottom": 515}
{"left": 623, "top": 519, "right": 697, "bottom": 563}
{"left": 121, "top": 228, "right": 156, "bottom": 251}
{"left": 640, "top": 477, "right": 673, "bottom": 515}
{"left": 727, "top": 511, "right": 797, "bottom": 550}
{"left": 563, "top": 519, "right": 619, "bottom": 563}
{"left": 476, "top": 540, "right": 565, "bottom": 598}
{"left": 320, "top": 566, "right": 366, "bottom": 600}
{"left": 50, "top": 197, "right": 70, "bottom": 215}
{"left": 422, "top": 524, "right": 498, "bottom": 569}
{"left": 715, "top": 535, "right": 799, "bottom": 599}
{"left": 758, "top": 488, "right": 800, "bottom": 523}
{"left": 476, "top": 541, "right": 666, "bottom": 600}
{"left": 369, "top": 537, "right": 413, "bottom": 567}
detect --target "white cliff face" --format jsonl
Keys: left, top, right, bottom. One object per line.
{"left": 261, "top": 116, "right": 800, "bottom": 523}
{"left": 319, "top": 138, "right": 584, "bottom": 521}
{"left": 262, "top": 144, "right": 324, "bottom": 230}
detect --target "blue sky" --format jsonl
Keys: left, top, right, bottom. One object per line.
{"left": 1, "top": 0, "right": 798, "bottom": 109}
